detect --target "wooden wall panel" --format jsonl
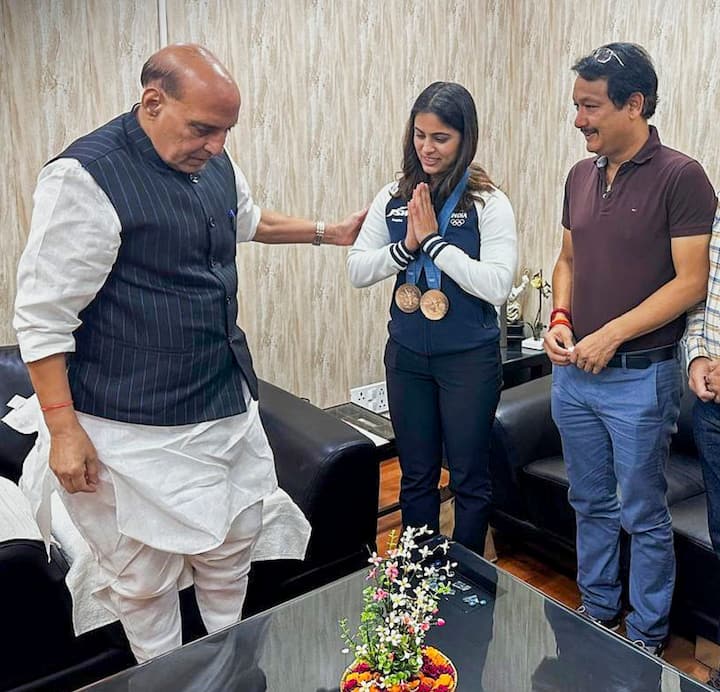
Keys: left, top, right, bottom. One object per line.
{"left": 3, "top": 0, "right": 720, "bottom": 407}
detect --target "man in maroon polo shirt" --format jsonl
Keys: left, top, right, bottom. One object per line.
{"left": 544, "top": 42, "right": 715, "bottom": 655}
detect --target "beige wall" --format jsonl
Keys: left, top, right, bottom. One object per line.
{"left": 2, "top": 0, "right": 720, "bottom": 407}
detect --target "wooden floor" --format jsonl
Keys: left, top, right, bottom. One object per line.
{"left": 377, "top": 458, "right": 712, "bottom": 686}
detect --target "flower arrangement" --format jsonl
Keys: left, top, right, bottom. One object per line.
{"left": 339, "top": 526, "right": 458, "bottom": 691}
{"left": 528, "top": 269, "right": 552, "bottom": 339}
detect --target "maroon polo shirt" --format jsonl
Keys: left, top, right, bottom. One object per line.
{"left": 562, "top": 126, "right": 716, "bottom": 352}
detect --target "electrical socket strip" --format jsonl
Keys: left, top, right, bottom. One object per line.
{"left": 350, "top": 380, "right": 388, "bottom": 414}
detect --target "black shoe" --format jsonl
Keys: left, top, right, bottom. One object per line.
{"left": 707, "top": 668, "right": 720, "bottom": 689}
{"left": 632, "top": 639, "right": 665, "bottom": 657}
{"left": 576, "top": 604, "right": 622, "bottom": 631}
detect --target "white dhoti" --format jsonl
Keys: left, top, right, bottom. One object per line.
{"left": 7, "top": 389, "right": 311, "bottom": 663}
{"left": 66, "top": 476, "right": 263, "bottom": 662}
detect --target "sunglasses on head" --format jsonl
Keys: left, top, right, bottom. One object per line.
{"left": 593, "top": 46, "right": 625, "bottom": 67}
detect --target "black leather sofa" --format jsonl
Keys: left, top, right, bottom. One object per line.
{"left": 0, "top": 345, "right": 378, "bottom": 691}
{"left": 489, "top": 374, "right": 720, "bottom": 645}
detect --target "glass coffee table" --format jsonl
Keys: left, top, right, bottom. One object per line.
{"left": 79, "top": 541, "right": 711, "bottom": 691}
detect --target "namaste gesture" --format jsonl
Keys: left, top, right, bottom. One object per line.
{"left": 405, "top": 183, "right": 439, "bottom": 252}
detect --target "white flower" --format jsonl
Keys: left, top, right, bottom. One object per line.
{"left": 397, "top": 576, "right": 411, "bottom": 590}
{"left": 440, "top": 563, "right": 454, "bottom": 576}
{"left": 339, "top": 526, "right": 455, "bottom": 677}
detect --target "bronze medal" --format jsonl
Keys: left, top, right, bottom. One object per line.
{"left": 394, "top": 283, "right": 422, "bottom": 313}
{"left": 420, "top": 289, "right": 449, "bottom": 320}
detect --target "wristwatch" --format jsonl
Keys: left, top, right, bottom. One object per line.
{"left": 312, "top": 221, "right": 325, "bottom": 246}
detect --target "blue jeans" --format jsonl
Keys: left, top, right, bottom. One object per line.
{"left": 693, "top": 399, "right": 720, "bottom": 555}
{"left": 551, "top": 359, "right": 681, "bottom": 646}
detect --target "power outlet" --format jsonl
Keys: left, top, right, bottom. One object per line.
{"left": 350, "top": 381, "right": 388, "bottom": 414}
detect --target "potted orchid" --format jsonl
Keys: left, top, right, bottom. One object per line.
{"left": 339, "top": 526, "right": 458, "bottom": 691}
{"left": 528, "top": 269, "right": 552, "bottom": 340}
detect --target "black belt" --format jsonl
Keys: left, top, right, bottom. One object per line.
{"left": 606, "top": 345, "right": 676, "bottom": 370}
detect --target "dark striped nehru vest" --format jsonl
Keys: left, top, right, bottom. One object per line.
{"left": 55, "top": 110, "right": 258, "bottom": 425}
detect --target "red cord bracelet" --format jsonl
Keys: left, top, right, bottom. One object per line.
{"left": 40, "top": 400, "right": 74, "bottom": 412}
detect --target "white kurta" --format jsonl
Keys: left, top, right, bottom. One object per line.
{"left": 11, "top": 154, "right": 311, "bottom": 635}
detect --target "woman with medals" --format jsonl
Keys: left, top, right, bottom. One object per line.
{"left": 347, "top": 82, "right": 517, "bottom": 555}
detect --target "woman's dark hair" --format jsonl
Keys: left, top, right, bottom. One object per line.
{"left": 396, "top": 82, "right": 495, "bottom": 210}
{"left": 572, "top": 43, "right": 658, "bottom": 118}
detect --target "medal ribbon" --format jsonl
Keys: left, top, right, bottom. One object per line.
{"left": 405, "top": 168, "right": 470, "bottom": 289}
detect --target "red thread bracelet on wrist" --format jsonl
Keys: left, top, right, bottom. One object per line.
{"left": 550, "top": 307, "right": 572, "bottom": 321}
{"left": 40, "top": 400, "right": 74, "bottom": 412}
{"left": 550, "top": 318, "right": 572, "bottom": 330}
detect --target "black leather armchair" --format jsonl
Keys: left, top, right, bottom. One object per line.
{"left": 488, "top": 374, "right": 720, "bottom": 644}
{"left": 0, "top": 345, "right": 378, "bottom": 691}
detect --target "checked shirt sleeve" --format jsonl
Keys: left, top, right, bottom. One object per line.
{"left": 684, "top": 204, "right": 720, "bottom": 369}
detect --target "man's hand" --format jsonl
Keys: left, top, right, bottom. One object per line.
{"left": 24, "top": 354, "right": 99, "bottom": 493}
{"left": 543, "top": 324, "right": 575, "bottom": 365}
{"left": 688, "top": 357, "right": 714, "bottom": 401}
{"left": 48, "top": 421, "right": 100, "bottom": 493}
{"left": 705, "top": 360, "right": 720, "bottom": 404}
{"left": 330, "top": 208, "right": 368, "bottom": 246}
{"left": 570, "top": 324, "right": 622, "bottom": 374}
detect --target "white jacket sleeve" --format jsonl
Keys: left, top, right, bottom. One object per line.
{"left": 347, "top": 183, "right": 416, "bottom": 287}
{"left": 14, "top": 159, "right": 122, "bottom": 363}
{"left": 425, "top": 189, "right": 517, "bottom": 306}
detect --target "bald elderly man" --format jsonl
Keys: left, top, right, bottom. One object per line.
{"left": 14, "top": 44, "right": 363, "bottom": 662}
